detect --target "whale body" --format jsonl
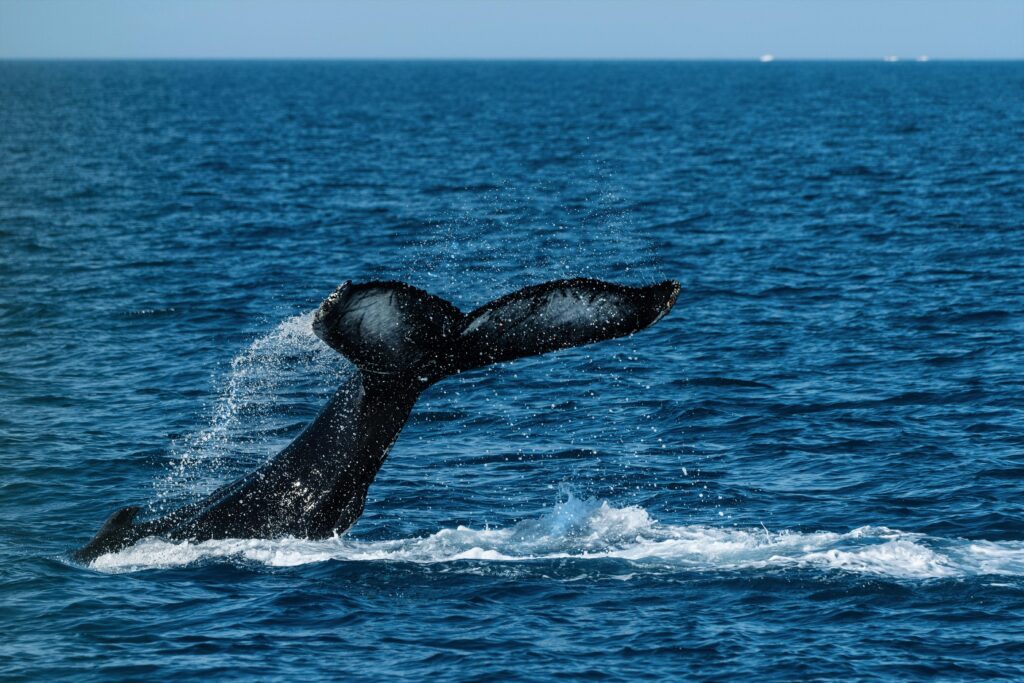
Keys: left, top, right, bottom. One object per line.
{"left": 74, "top": 278, "right": 679, "bottom": 563}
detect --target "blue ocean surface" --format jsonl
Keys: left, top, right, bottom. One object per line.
{"left": 1, "top": 61, "right": 1023, "bottom": 681}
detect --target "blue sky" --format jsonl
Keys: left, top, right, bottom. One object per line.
{"left": 1, "top": 0, "right": 1021, "bottom": 60}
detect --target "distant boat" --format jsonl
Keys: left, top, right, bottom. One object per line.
{"left": 916, "top": 55, "right": 930, "bottom": 62}
{"left": 883, "top": 55, "right": 900, "bottom": 63}
{"left": 759, "top": 54, "right": 775, "bottom": 63}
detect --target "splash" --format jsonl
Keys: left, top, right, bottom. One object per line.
{"left": 93, "top": 494, "right": 1024, "bottom": 580}
{"left": 154, "top": 311, "right": 349, "bottom": 511}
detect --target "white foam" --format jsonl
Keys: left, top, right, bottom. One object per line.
{"left": 90, "top": 495, "right": 1024, "bottom": 580}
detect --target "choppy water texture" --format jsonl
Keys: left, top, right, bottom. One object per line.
{"left": 2, "top": 62, "right": 1024, "bottom": 681}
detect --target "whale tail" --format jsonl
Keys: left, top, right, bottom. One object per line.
{"left": 312, "top": 280, "right": 465, "bottom": 379}
{"left": 313, "top": 278, "right": 680, "bottom": 381}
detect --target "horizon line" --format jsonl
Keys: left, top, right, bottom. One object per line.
{"left": 2, "top": 56, "right": 1021, "bottom": 62}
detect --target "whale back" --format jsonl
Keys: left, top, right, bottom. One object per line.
{"left": 72, "top": 505, "right": 142, "bottom": 563}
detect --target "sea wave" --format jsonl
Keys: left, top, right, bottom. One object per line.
{"left": 91, "top": 494, "right": 1024, "bottom": 579}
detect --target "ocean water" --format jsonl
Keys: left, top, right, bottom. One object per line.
{"left": 1, "top": 61, "right": 1023, "bottom": 680}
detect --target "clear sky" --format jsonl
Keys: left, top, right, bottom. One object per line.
{"left": 0, "top": 0, "right": 1021, "bottom": 60}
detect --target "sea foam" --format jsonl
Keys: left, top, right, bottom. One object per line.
{"left": 91, "top": 494, "right": 1024, "bottom": 579}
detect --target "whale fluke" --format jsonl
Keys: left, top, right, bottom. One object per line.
{"left": 452, "top": 278, "right": 680, "bottom": 373}
{"left": 75, "top": 278, "right": 679, "bottom": 564}
{"left": 312, "top": 280, "right": 462, "bottom": 377}
{"left": 313, "top": 278, "right": 681, "bottom": 380}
